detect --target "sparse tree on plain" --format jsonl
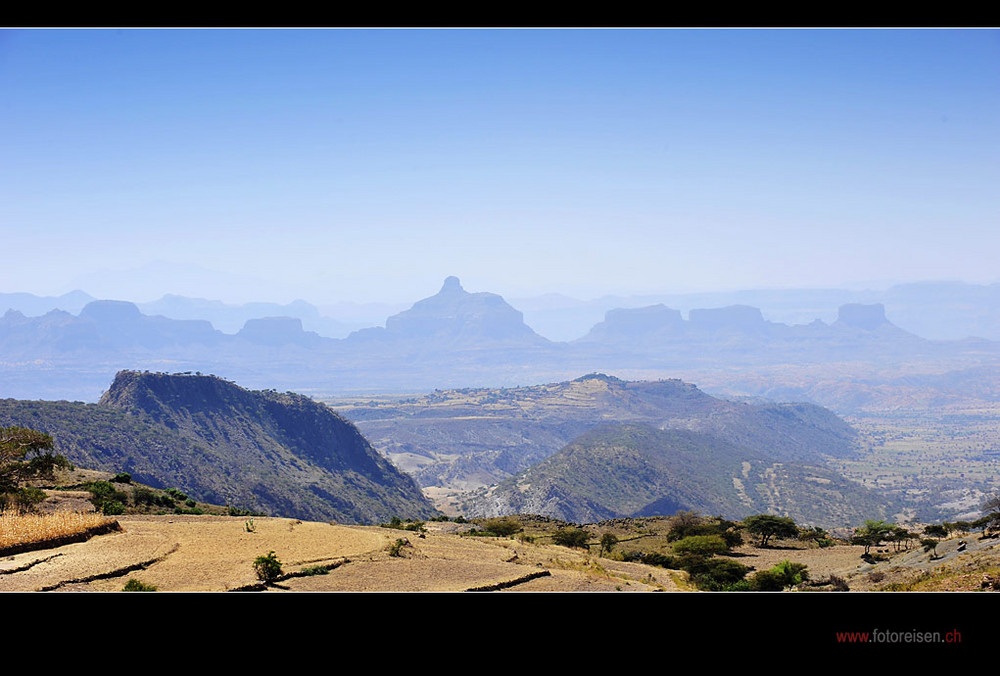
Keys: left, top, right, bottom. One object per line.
{"left": 742, "top": 514, "right": 798, "bottom": 547}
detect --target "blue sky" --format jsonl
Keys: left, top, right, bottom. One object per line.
{"left": 1, "top": 28, "right": 997, "bottom": 304}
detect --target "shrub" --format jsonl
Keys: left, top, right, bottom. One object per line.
{"left": 101, "top": 500, "right": 126, "bottom": 515}
{"left": 621, "top": 550, "right": 680, "bottom": 568}
{"left": 111, "top": 473, "right": 132, "bottom": 484}
{"left": 300, "top": 565, "right": 330, "bottom": 576}
{"left": 174, "top": 506, "right": 203, "bottom": 515}
{"left": 552, "top": 527, "right": 589, "bottom": 549}
{"left": 484, "top": 517, "right": 522, "bottom": 537}
{"left": 132, "top": 487, "right": 158, "bottom": 506}
{"left": 600, "top": 532, "right": 618, "bottom": 555}
{"left": 387, "top": 538, "right": 407, "bottom": 557}
{"left": 749, "top": 560, "right": 809, "bottom": 591}
{"left": 381, "top": 516, "right": 426, "bottom": 532}
{"left": 123, "top": 578, "right": 156, "bottom": 591}
{"left": 686, "top": 557, "right": 751, "bottom": 591}
{"left": 1, "top": 486, "right": 47, "bottom": 511}
{"left": 828, "top": 575, "right": 850, "bottom": 591}
{"left": 671, "top": 534, "right": 730, "bottom": 558}
{"left": 82, "top": 481, "right": 129, "bottom": 513}
{"left": 253, "top": 551, "right": 283, "bottom": 583}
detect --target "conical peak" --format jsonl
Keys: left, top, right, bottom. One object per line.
{"left": 440, "top": 276, "right": 465, "bottom": 294}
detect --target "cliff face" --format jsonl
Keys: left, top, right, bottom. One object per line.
{"left": 86, "top": 371, "right": 437, "bottom": 523}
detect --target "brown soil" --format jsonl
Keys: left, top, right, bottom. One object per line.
{"left": 733, "top": 532, "right": 1000, "bottom": 591}
{"left": 3, "top": 513, "right": 997, "bottom": 593}
{"left": 0, "top": 515, "right": 678, "bottom": 592}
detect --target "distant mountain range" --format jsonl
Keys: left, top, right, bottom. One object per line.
{"left": 8, "top": 278, "right": 1000, "bottom": 342}
{"left": 0, "top": 371, "right": 435, "bottom": 523}
{"left": 2, "top": 277, "right": 999, "bottom": 407}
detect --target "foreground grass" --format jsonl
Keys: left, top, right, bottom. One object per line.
{"left": 0, "top": 511, "right": 115, "bottom": 550}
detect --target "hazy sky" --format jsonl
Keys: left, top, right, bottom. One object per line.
{"left": 2, "top": 28, "right": 997, "bottom": 304}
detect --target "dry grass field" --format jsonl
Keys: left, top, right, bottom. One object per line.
{"left": 0, "top": 514, "right": 681, "bottom": 592}
{"left": 0, "top": 510, "right": 116, "bottom": 551}
{"left": 2, "top": 498, "right": 998, "bottom": 593}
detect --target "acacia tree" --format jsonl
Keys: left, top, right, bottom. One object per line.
{"left": 0, "top": 426, "right": 71, "bottom": 510}
{"left": 742, "top": 514, "right": 798, "bottom": 547}
{"left": 923, "top": 523, "right": 949, "bottom": 538}
{"left": 851, "top": 520, "right": 893, "bottom": 556}
{"left": 887, "top": 525, "right": 915, "bottom": 552}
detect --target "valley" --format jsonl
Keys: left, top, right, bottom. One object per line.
{"left": 3, "top": 278, "right": 1000, "bottom": 594}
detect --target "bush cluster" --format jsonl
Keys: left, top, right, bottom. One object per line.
{"left": 82, "top": 481, "right": 129, "bottom": 515}
{"left": 123, "top": 578, "right": 157, "bottom": 592}
{"left": 253, "top": 551, "right": 283, "bottom": 583}
{"left": 552, "top": 526, "right": 589, "bottom": 548}
{"left": 380, "top": 516, "right": 426, "bottom": 532}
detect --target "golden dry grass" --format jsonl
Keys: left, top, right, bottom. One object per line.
{"left": 0, "top": 515, "right": 678, "bottom": 592}
{"left": 0, "top": 510, "right": 114, "bottom": 550}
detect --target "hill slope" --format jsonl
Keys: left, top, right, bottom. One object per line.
{"left": 462, "top": 422, "right": 892, "bottom": 528}
{"left": 0, "top": 372, "right": 435, "bottom": 523}
{"left": 333, "top": 373, "right": 860, "bottom": 493}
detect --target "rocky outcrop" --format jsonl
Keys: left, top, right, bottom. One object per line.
{"left": 578, "top": 305, "right": 684, "bottom": 343}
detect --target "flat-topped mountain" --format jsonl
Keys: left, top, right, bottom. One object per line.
{"left": 139, "top": 294, "right": 360, "bottom": 337}
{"left": 0, "top": 371, "right": 436, "bottom": 523}
{"left": 572, "top": 301, "right": 936, "bottom": 366}
{"left": 3, "top": 280, "right": 998, "bottom": 407}
{"left": 1, "top": 300, "right": 222, "bottom": 355}
{"left": 235, "top": 317, "right": 324, "bottom": 347}
{"left": 835, "top": 303, "right": 891, "bottom": 331}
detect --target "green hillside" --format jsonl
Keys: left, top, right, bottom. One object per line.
{"left": 332, "top": 373, "right": 860, "bottom": 492}
{"left": 0, "top": 371, "right": 436, "bottom": 523}
{"left": 461, "top": 422, "right": 892, "bottom": 528}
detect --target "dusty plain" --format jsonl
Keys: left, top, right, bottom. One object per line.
{"left": 3, "top": 509, "right": 999, "bottom": 593}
